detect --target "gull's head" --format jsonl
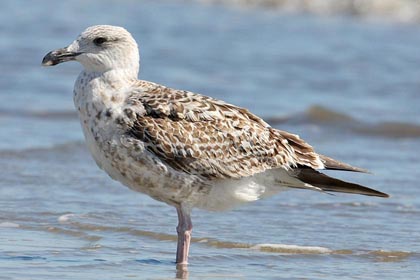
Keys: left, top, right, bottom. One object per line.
{"left": 42, "top": 25, "right": 139, "bottom": 76}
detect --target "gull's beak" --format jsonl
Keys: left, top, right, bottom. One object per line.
{"left": 42, "top": 47, "right": 82, "bottom": 66}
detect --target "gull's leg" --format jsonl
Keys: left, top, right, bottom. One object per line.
{"left": 175, "top": 205, "right": 192, "bottom": 266}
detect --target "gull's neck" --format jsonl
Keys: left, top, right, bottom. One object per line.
{"left": 82, "top": 68, "right": 138, "bottom": 90}
{"left": 101, "top": 68, "right": 137, "bottom": 84}
{"left": 86, "top": 66, "right": 138, "bottom": 82}
{"left": 75, "top": 68, "right": 138, "bottom": 109}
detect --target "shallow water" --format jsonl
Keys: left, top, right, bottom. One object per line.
{"left": 1, "top": 0, "right": 420, "bottom": 279}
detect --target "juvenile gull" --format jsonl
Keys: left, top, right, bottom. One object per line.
{"left": 42, "top": 25, "right": 388, "bottom": 266}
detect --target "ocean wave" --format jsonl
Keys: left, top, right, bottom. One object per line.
{"left": 47, "top": 218, "right": 415, "bottom": 261}
{"left": 196, "top": 0, "right": 420, "bottom": 23}
{"left": 251, "top": 243, "right": 331, "bottom": 254}
{"left": 0, "top": 222, "right": 20, "bottom": 228}
{"left": 0, "top": 108, "right": 77, "bottom": 120}
{"left": 266, "top": 105, "right": 420, "bottom": 138}
{"left": 0, "top": 141, "right": 85, "bottom": 157}
{"left": 8, "top": 212, "right": 414, "bottom": 262}
{"left": 48, "top": 217, "right": 334, "bottom": 254}
{"left": 366, "top": 250, "right": 413, "bottom": 262}
{"left": 355, "top": 122, "right": 420, "bottom": 138}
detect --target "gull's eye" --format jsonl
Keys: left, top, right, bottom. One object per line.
{"left": 93, "top": 37, "right": 107, "bottom": 46}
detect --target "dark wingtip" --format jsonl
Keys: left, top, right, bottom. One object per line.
{"left": 374, "top": 191, "right": 390, "bottom": 198}
{"left": 319, "top": 154, "right": 370, "bottom": 173}
{"left": 296, "top": 168, "right": 389, "bottom": 198}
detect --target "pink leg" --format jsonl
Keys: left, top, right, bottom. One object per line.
{"left": 176, "top": 206, "right": 192, "bottom": 266}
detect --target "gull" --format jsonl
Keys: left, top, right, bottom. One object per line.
{"left": 42, "top": 25, "right": 388, "bottom": 267}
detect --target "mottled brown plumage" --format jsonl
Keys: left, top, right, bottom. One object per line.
{"left": 125, "top": 80, "right": 324, "bottom": 180}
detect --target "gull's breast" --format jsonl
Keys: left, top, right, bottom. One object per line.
{"left": 74, "top": 99, "right": 208, "bottom": 205}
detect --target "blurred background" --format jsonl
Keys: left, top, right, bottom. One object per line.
{"left": 0, "top": 0, "right": 419, "bottom": 279}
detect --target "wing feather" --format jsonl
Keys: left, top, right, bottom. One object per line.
{"left": 124, "top": 81, "right": 324, "bottom": 179}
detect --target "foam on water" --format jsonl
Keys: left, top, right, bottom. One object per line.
{"left": 58, "top": 214, "right": 77, "bottom": 223}
{"left": 367, "top": 250, "right": 413, "bottom": 262}
{"left": 251, "top": 243, "right": 332, "bottom": 254}
{"left": 0, "top": 222, "right": 20, "bottom": 228}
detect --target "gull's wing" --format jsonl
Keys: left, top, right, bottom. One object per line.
{"left": 123, "top": 81, "right": 324, "bottom": 179}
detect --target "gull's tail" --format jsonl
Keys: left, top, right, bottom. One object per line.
{"left": 295, "top": 168, "right": 389, "bottom": 198}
